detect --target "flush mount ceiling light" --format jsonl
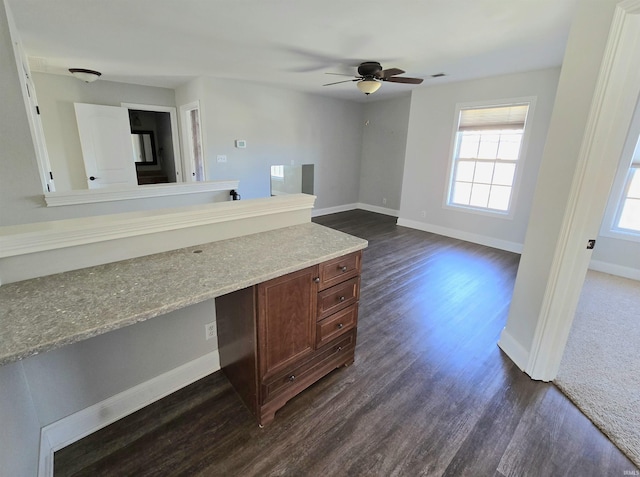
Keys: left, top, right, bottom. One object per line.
{"left": 356, "top": 78, "right": 382, "bottom": 95}
{"left": 68, "top": 68, "right": 102, "bottom": 83}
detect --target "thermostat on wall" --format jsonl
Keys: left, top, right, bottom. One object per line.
{"left": 235, "top": 139, "right": 247, "bottom": 148}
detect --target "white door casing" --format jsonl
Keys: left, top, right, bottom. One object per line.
{"left": 74, "top": 103, "right": 138, "bottom": 189}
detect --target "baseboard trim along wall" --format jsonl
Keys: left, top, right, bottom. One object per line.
{"left": 589, "top": 259, "right": 640, "bottom": 281}
{"left": 312, "top": 203, "right": 399, "bottom": 218}
{"left": 396, "top": 218, "right": 524, "bottom": 254}
{"left": 38, "top": 351, "right": 221, "bottom": 477}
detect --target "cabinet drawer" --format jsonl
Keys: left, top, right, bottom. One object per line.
{"left": 318, "top": 251, "right": 362, "bottom": 290}
{"left": 317, "top": 277, "right": 360, "bottom": 320}
{"left": 262, "top": 331, "right": 356, "bottom": 404}
{"left": 316, "top": 304, "right": 358, "bottom": 348}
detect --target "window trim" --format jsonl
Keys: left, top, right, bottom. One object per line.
{"left": 599, "top": 97, "right": 640, "bottom": 243}
{"left": 443, "top": 97, "right": 537, "bottom": 220}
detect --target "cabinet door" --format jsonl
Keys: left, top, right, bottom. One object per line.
{"left": 258, "top": 265, "right": 318, "bottom": 379}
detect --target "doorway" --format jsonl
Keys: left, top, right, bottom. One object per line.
{"left": 121, "top": 103, "right": 184, "bottom": 186}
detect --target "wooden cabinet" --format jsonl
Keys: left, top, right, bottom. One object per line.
{"left": 215, "top": 250, "right": 362, "bottom": 426}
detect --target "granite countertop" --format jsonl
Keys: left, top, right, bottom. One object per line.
{"left": 0, "top": 222, "right": 367, "bottom": 367}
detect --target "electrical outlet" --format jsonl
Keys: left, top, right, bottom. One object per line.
{"left": 216, "top": 155, "right": 227, "bottom": 163}
{"left": 382, "top": 198, "right": 387, "bottom": 205}
{"left": 205, "top": 322, "right": 216, "bottom": 340}
{"left": 421, "top": 210, "right": 426, "bottom": 218}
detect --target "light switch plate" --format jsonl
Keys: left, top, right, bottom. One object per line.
{"left": 235, "top": 139, "right": 246, "bottom": 148}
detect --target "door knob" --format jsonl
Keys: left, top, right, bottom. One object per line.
{"left": 89, "top": 176, "right": 97, "bottom": 181}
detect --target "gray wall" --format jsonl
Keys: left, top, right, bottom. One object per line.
{"left": 398, "top": 68, "right": 561, "bottom": 248}
{"left": 176, "top": 77, "right": 364, "bottom": 210}
{"left": 21, "top": 300, "right": 218, "bottom": 426}
{"left": 359, "top": 94, "right": 411, "bottom": 211}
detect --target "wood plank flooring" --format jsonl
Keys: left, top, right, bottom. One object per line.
{"left": 54, "top": 210, "right": 638, "bottom": 476}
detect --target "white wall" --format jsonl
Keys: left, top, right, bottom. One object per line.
{"left": 33, "top": 72, "right": 177, "bottom": 192}
{"left": 591, "top": 236, "right": 640, "bottom": 277}
{"left": 176, "top": 77, "right": 364, "bottom": 210}
{"left": 502, "top": 0, "right": 619, "bottom": 371}
{"left": 359, "top": 94, "right": 411, "bottom": 212}
{"left": 398, "top": 68, "right": 561, "bottom": 250}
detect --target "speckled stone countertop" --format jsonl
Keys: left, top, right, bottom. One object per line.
{"left": 0, "top": 222, "right": 367, "bottom": 367}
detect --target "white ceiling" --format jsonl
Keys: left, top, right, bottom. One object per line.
{"left": 7, "top": 0, "right": 579, "bottom": 102}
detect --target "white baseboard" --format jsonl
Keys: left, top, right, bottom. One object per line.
{"left": 396, "top": 218, "right": 523, "bottom": 254}
{"left": 312, "top": 203, "right": 358, "bottom": 217}
{"left": 356, "top": 203, "right": 399, "bottom": 217}
{"left": 312, "top": 203, "right": 400, "bottom": 218}
{"left": 497, "top": 328, "right": 529, "bottom": 372}
{"left": 38, "top": 351, "right": 220, "bottom": 477}
{"left": 589, "top": 259, "right": 640, "bottom": 281}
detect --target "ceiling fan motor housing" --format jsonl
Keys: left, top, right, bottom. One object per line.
{"left": 358, "top": 61, "right": 383, "bottom": 78}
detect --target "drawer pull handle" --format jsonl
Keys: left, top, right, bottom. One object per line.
{"left": 338, "top": 296, "right": 345, "bottom": 302}
{"left": 340, "top": 265, "right": 348, "bottom": 272}
{"left": 313, "top": 277, "right": 320, "bottom": 283}
{"left": 288, "top": 375, "right": 296, "bottom": 382}
{"left": 337, "top": 323, "right": 344, "bottom": 329}
{"left": 336, "top": 346, "right": 343, "bottom": 352}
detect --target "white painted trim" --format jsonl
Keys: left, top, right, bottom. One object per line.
{"left": 526, "top": 0, "right": 640, "bottom": 381}
{"left": 397, "top": 217, "right": 523, "bottom": 253}
{"left": 312, "top": 203, "right": 400, "bottom": 218}
{"left": 497, "top": 329, "right": 529, "bottom": 372}
{"left": 44, "top": 180, "right": 238, "bottom": 207}
{"left": 589, "top": 259, "right": 640, "bottom": 281}
{"left": 0, "top": 194, "right": 316, "bottom": 258}
{"left": 356, "top": 203, "right": 400, "bottom": 217}
{"left": 442, "top": 96, "right": 538, "bottom": 221}
{"left": 38, "top": 351, "right": 220, "bottom": 477}
{"left": 312, "top": 203, "right": 358, "bottom": 217}
{"left": 121, "top": 102, "right": 184, "bottom": 182}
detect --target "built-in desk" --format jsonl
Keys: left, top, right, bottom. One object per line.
{"left": 0, "top": 222, "right": 367, "bottom": 367}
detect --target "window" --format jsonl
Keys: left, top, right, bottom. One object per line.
{"left": 270, "top": 165, "right": 285, "bottom": 180}
{"left": 446, "top": 102, "right": 531, "bottom": 215}
{"left": 612, "top": 135, "right": 640, "bottom": 235}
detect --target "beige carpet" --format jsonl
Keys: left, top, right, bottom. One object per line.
{"left": 555, "top": 270, "right": 640, "bottom": 468}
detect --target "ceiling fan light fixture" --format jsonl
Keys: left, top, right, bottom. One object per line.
{"left": 357, "top": 79, "right": 381, "bottom": 95}
{"left": 69, "top": 68, "right": 102, "bottom": 83}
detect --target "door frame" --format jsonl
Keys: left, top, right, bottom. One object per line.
{"left": 525, "top": 0, "right": 640, "bottom": 380}
{"left": 179, "top": 100, "right": 206, "bottom": 182}
{"left": 121, "top": 103, "right": 184, "bottom": 183}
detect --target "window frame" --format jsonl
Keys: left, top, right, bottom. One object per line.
{"left": 443, "top": 97, "right": 537, "bottom": 219}
{"left": 599, "top": 98, "right": 640, "bottom": 243}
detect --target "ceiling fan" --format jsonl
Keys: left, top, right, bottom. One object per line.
{"left": 323, "top": 61, "right": 424, "bottom": 95}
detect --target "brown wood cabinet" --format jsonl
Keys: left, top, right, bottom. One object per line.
{"left": 215, "top": 250, "right": 362, "bottom": 426}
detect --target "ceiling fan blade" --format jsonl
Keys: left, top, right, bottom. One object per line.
{"left": 377, "top": 67, "right": 405, "bottom": 79}
{"left": 386, "top": 76, "right": 424, "bottom": 84}
{"left": 323, "top": 79, "right": 359, "bottom": 86}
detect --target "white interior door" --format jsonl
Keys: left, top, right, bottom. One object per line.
{"left": 74, "top": 103, "right": 138, "bottom": 189}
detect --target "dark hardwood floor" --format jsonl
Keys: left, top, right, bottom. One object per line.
{"left": 55, "top": 210, "right": 637, "bottom": 476}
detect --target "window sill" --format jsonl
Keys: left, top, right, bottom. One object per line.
{"left": 44, "top": 180, "right": 240, "bottom": 207}
{"left": 598, "top": 228, "right": 640, "bottom": 244}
